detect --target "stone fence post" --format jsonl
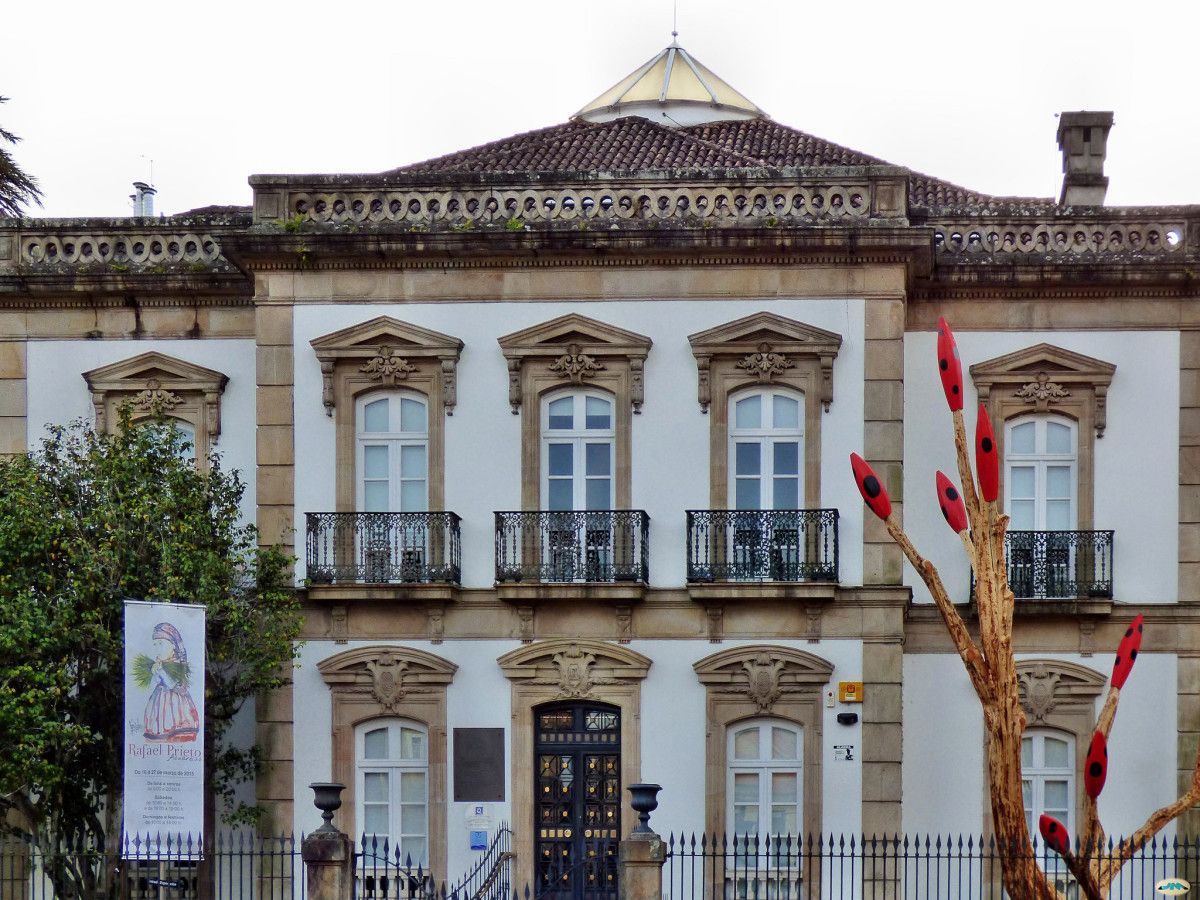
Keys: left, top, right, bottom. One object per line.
{"left": 302, "top": 782, "right": 354, "bottom": 900}
{"left": 619, "top": 783, "right": 665, "bottom": 900}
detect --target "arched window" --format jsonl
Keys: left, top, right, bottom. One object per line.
{"left": 541, "top": 390, "right": 614, "bottom": 511}
{"left": 356, "top": 719, "right": 429, "bottom": 866}
{"left": 1022, "top": 729, "right": 1075, "bottom": 851}
{"left": 356, "top": 392, "right": 428, "bottom": 513}
{"left": 728, "top": 389, "right": 804, "bottom": 510}
{"left": 727, "top": 719, "right": 803, "bottom": 837}
{"left": 1005, "top": 415, "right": 1077, "bottom": 531}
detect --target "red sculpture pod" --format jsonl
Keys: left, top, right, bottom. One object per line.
{"left": 1084, "top": 730, "right": 1108, "bottom": 799}
{"left": 936, "top": 316, "right": 965, "bottom": 412}
{"left": 850, "top": 453, "right": 891, "bottom": 520}
{"left": 975, "top": 404, "right": 999, "bottom": 503}
{"left": 936, "top": 470, "right": 968, "bottom": 533}
{"left": 1112, "top": 613, "right": 1146, "bottom": 689}
{"left": 1038, "top": 814, "right": 1070, "bottom": 855}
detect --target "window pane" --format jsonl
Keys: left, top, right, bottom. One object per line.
{"left": 1021, "top": 738, "right": 1033, "bottom": 768}
{"left": 1022, "top": 779, "right": 1032, "bottom": 814}
{"left": 400, "top": 479, "right": 426, "bottom": 512}
{"left": 1046, "top": 466, "right": 1071, "bottom": 499}
{"left": 773, "top": 395, "right": 800, "bottom": 429}
{"left": 1046, "top": 501, "right": 1071, "bottom": 530}
{"left": 771, "top": 728, "right": 798, "bottom": 760}
{"left": 548, "top": 480, "right": 573, "bottom": 511}
{"left": 401, "top": 837, "right": 426, "bottom": 866}
{"left": 1044, "top": 780, "right": 1069, "bottom": 811}
{"left": 548, "top": 397, "right": 573, "bottom": 430}
{"left": 363, "top": 804, "right": 389, "bottom": 836}
{"left": 733, "top": 773, "right": 759, "bottom": 802}
{"left": 773, "top": 478, "right": 798, "bottom": 509}
{"left": 400, "top": 728, "right": 426, "bottom": 760}
{"left": 586, "top": 478, "right": 611, "bottom": 511}
{"left": 735, "top": 396, "right": 762, "bottom": 429}
{"left": 548, "top": 444, "right": 573, "bottom": 476}
{"left": 733, "top": 728, "right": 760, "bottom": 760}
{"left": 771, "top": 805, "right": 797, "bottom": 835}
{"left": 401, "top": 445, "right": 427, "bottom": 478}
{"left": 585, "top": 443, "right": 611, "bottom": 476}
{"left": 363, "top": 772, "right": 389, "bottom": 802}
{"left": 735, "top": 443, "right": 761, "bottom": 475}
{"left": 585, "top": 396, "right": 612, "bottom": 430}
{"left": 400, "top": 398, "right": 426, "bottom": 433}
{"left": 1043, "top": 738, "right": 1070, "bottom": 768}
{"left": 1010, "top": 500, "right": 1035, "bottom": 531}
{"left": 732, "top": 804, "right": 758, "bottom": 835}
{"left": 364, "top": 481, "right": 389, "bottom": 512}
{"left": 771, "top": 773, "right": 798, "bottom": 803}
{"left": 773, "top": 442, "right": 799, "bottom": 475}
{"left": 363, "top": 399, "right": 389, "bottom": 433}
{"left": 1010, "top": 467, "right": 1035, "bottom": 499}
{"left": 364, "top": 445, "right": 388, "bottom": 478}
{"left": 1047, "top": 422, "right": 1073, "bottom": 454}
{"left": 735, "top": 479, "right": 761, "bottom": 511}
{"left": 400, "top": 772, "right": 425, "bottom": 802}
{"left": 1010, "top": 422, "right": 1035, "bottom": 454}
{"left": 364, "top": 728, "right": 388, "bottom": 760}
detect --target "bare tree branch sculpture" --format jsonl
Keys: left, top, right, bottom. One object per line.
{"left": 850, "top": 318, "right": 1200, "bottom": 900}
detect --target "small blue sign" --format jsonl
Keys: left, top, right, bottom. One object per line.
{"left": 470, "top": 830, "right": 488, "bottom": 851}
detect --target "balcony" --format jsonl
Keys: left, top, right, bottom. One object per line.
{"left": 1003, "top": 530, "right": 1114, "bottom": 600}
{"left": 494, "top": 510, "right": 649, "bottom": 584}
{"left": 686, "top": 509, "right": 840, "bottom": 583}
{"left": 305, "top": 512, "right": 462, "bottom": 585}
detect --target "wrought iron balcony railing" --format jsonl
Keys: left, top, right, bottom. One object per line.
{"left": 494, "top": 510, "right": 649, "bottom": 584}
{"left": 305, "top": 512, "right": 462, "bottom": 585}
{"left": 686, "top": 509, "right": 840, "bottom": 583}
{"left": 1001, "top": 530, "right": 1114, "bottom": 600}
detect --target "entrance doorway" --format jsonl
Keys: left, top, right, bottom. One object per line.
{"left": 534, "top": 702, "right": 621, "bottom": 900}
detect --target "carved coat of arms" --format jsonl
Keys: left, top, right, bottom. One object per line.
{"left": 367, "top": 656, "right": 410, "bottom": 711}
{"left": 742, "top": 653, "right": 785, "bottom": 712}
{"left": 553, "top": 645, "right": 598, "bottom": 699}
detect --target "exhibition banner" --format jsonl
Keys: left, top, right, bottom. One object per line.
{"left": 122, "top": 600, "right": 205, "bottom": 858}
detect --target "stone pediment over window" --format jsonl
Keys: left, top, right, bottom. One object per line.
{"left": 83, "top": 351, "right": 228, "bottom": 448}
{"left": 970, "top": 343, "right": 1115, "bottom": 437}
{"left": 497, "top": 314, "right": 652, "bottom": 414}
{"left": 693, "top": 644, "right": 834, "bottom": 712}
{"left": 310, "top": 316, "right": 464, "bottom": 417}
{"left": 688, "top": 312, "right": 842, "bottom": 412}
{"left": 318, "top": 645, "right": 458, "bottom": 705}
{"left": 497, "top": 639, "right": 651, "bottom": 698}
{"left": 1015, "top": 659, "right": 1106, "bottom": 724}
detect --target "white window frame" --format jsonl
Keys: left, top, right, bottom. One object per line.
{"left": 1005, "top": 415, "right": 1078, "bottom": 531}
{"left": 540, "top": 389, "right": 615, "bottom": 512}
{"left": 355, "top": 391, "right": 430, "bottom": 514}
{"left": 355, "top": 718, "right": 430, "bottom": 867}
{"left": 727, "top": 388, "right": 805, "bottom": 511}
{"left": 726, "top": 719, "right": 804, "bottom": 838}
{"left": 1022, "top": 728, "right": 1075, "bottom": 864}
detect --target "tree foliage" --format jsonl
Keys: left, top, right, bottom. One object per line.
{"left": 0, "top": 414, "right": 301, "bottom": 892}
{"left": 0, "top": 96, "right": 42, "bottom": 218}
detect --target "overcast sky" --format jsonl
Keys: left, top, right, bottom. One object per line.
{"left": 5, "top": 0, "right": 1198, "bottom": 218}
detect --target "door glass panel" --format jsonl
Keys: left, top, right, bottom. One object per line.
{"left": 585, "top": 396, "right": 612, "bottom": 430}
{"left": 735, "top": 443, "right": 761, "bottom": 475}
{"left": 363, "top": 772, "right": 389, "bottom": 802}
{"left": 1010, "top": 466, "right": 1035, "bottom": 499}
{"left": 363, "top": 399, "right": 389, "bottom": 433}
{"left": 771, "top": 772, "right": 798, "bottom": 803}
{"left": 770, "top": 805, "right": 797, "bottom": 835}
{"left": 363, "top": 482, "right": 389, "bottom": 512}
{"left": 548, "top": 397, "right": 573, "bottom": 430}
{"left": 733, "top": 773, "right": 759, "bottom": 802}
{"left": 735, "top": 479, "right": 761, "bottom": 511}
{"left": 1043, "top": 780, "right": 1069, "bottom": 813}
{"left": 732, "top": 804, "right": 759, "bottom": 835}
{"left": 363, "top": 728, "right": 388, "bottom": 760}
{"left": 1021, "top": 738, "right": 1033, "bottom": 768}
{"left": 1046, "top": 501, "right": 1071, "bottom": 530}
{"left": 1011, "top": 500, "right": 1035, "bottom": 531}
{"left": 773, "top": 478, "right": 799, "bottom": 509}
{"left": 771, "top": 728, "right": 798, "bottom": 760}
{"left": 549, "top": 480, "right": 573, "bottom": 511}
{"left": 1046, "top": 466, "right": 1071, "bottom": 499}
{"left": 400, "top": 398, "right": 426, "bottom": 433}
{"left": 1047, "top": 422, "right": 1073, "bottom": 454}
{"left": 735, "top": 396, "right": 762, "bottom": 429}
{"left": 773, "top": 395, "right": 800, "bottom": 429}
{"left": 400, "top": 728, "right": 426, "bottom": 760}
{"left": 586, "top": 479, "right": 611, "bottom": 511}
{"left": 401, "top": 802, "right": 427, "bottom": 831}
{"left": 548, "top": 444, "right": 573, "bottom": 476}
{"left": 733, "top": 728, "right": 760, "bottom": 760}
{"left": 363, "top": 804, "right": 388, "bottom": 836}
{"left": 586, "top": 443, "right": 611, "bottom": 476}
{"left": 1010, "top": 422, "right": 1036, "bottom": 454}
{"left": 400, "top": 480, "right": 426, "bottom": 512}
{"left": 401, "top": 445, "right": 427, "bottom": 478}
{"left": 1043, "top": 737, "right": 1070, "bottom": 768}
{"left": 773, "top": 442, "right": 799, "bottom": 475}
{"left": 401, "top": 837, "right": 426, "bottom": 865}
{"left": 363, "top": 445, "right": 388, "bottom": 478}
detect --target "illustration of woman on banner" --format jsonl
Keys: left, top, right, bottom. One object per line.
{"left": 132, "top": 621, "right": 200, "bottom": 743}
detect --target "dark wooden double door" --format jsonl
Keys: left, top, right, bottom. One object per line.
{"left": 535, "top": 702, "right": 621, "bottom": 900}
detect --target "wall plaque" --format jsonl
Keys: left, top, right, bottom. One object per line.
{"left": 453, "top": 728, "right": 505, "bottom": 802}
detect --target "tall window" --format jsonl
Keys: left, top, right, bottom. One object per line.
{"left": 542, "top": 390, "right": 614, "bottom": 511}
{"left": 357, "top": 392, "right": 428, "bottom": 513}
{"left": 1006, "top": 415, "right": 1077, "bottom": 531}
{"left": 727, "top": 719, "right": 803, "bottom": 837}
{"left": 1022, "top": 729, "right": 1074, "bottom": 851}
{"left": 729, "top": 390, "right": 804, "bottom": 510}
{"left": 356, "top": 719, "right": 429, "bottom": 866}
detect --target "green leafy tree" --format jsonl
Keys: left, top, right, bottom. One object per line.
{"left": 0, "top": 413, "right": 301, "bottom": 898}
{"left": 0, "top": 96, "right": 42, "bottom": 217}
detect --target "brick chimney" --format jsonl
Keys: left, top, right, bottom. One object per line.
{"left": 1056, "top": 111, "right": 1113, "bottom": 207}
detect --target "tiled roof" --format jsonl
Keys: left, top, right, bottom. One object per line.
{"left": 391, "top": 117, "right": 1053, "bottom": 211}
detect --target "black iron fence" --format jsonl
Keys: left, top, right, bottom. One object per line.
{"left": 495, "top": 511, "right": 649, "bottom": 583}
{"left": 355, "top": 827, "right": 512, "bottom": 900}
{"left": 306, "top": 512, "right": 462, "bottom": 585}
{"left": 0, "top": 833, "right": 301, "bottom": 900}
{"left": 664, "top": 832, "right": 1200, "bottom": 899}
{"left": 686, "top": 510, "right": 839, "bottom": 583}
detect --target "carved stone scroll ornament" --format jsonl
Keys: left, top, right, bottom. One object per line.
{"left": 1018, "top": 666, "right": 1061, "bottom": 724}
{"left": 361, "top": 345, "right": 417, "bottom": 383}
{"left": 366, "top": 655, "right": 412, "bottom": 712}
{"left": 737, "top": 343, "right": 794, "bottom": 383}
{"left": 548, "top": 344, "right": 605, "bottom": 382}
{"left": 130, "top": 379, "right": 184, "bottom": 413}
{"left": 1014, "top": 372, "right": 1071, "bottom": 406}
{"left": 742, "top": 654, "right": 785, "bottom": 712}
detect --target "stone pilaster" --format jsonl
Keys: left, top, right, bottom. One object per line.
{"left": 1181, "top": 331, "right": 1200, "bottom": 604}
{"left": 0, "top": 320, "right": 29, "bottom": 456}
{"left": 1178, "top": 654, "right": 1200, "bottom": 837}
{"left": 256, "top": 303, "right": 295, "bottom": 555}
{"left": 864, "top": 297, "right": 905, "bottom": 585}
